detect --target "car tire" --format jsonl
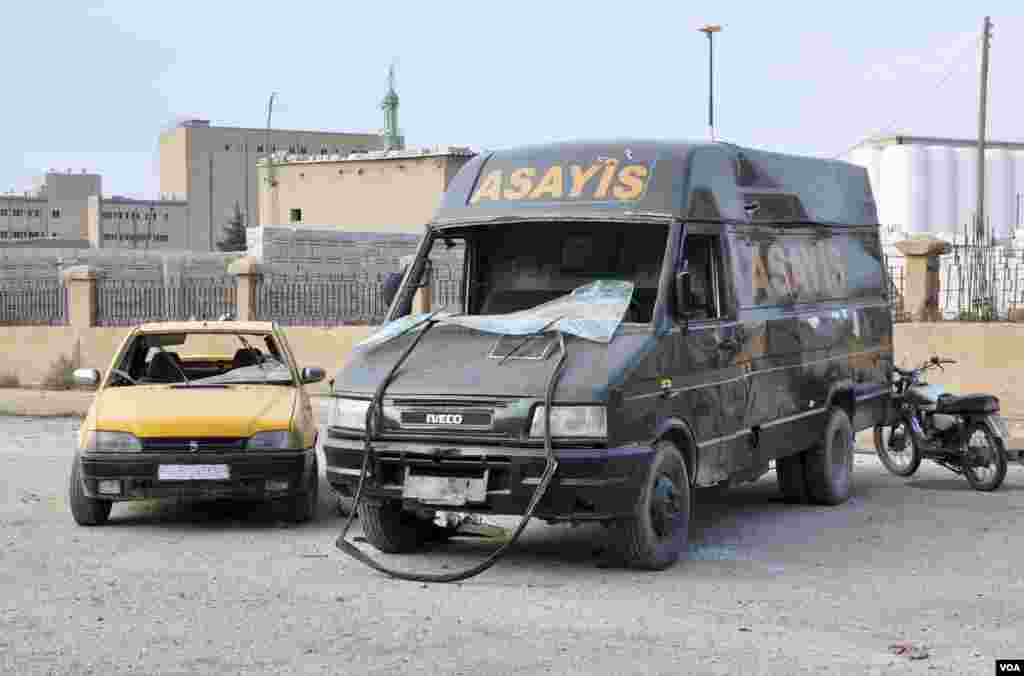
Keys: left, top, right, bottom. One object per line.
{"left": 606, "top": 441, "right": 691, "bottom": 570}
{"left": 286, "top": 457, "right": 319, "bottom": 523}
{"left": 776, "top": 451, "right": 810, "bottom": 504}
{"left": 357, "top": 499, "right": 433, "bottom": 554}
{"left": 803, "top": 408, "right": 854, "bottom": 506}
{"left": 69, "top": 456, "right": 111, "bottom": 526}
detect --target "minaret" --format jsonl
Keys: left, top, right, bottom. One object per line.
{"left": 381, "top": 63, "right": 404, "bottom": 150}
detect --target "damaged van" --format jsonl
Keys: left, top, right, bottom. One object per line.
{"left": 325, "top": 140, "right": 892, "bottom": 572}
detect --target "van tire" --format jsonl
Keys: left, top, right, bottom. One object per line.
{"left": 804, "top": 408, "right": 854, "bottom": 505}
{"left": 776, "top": 452, "right": 810, "bottom": 504}
{"left": 69, "top": 456, "right": 112, "bottom": 526}
{"left": 358, "top": 499, "right": 431, "bottom": 554}
{"left": 607, "top": 441, "right": 690, "bottom": 570}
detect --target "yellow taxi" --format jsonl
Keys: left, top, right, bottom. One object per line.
{"left": 69, "top": 320, "right": 324, "bottom": 525}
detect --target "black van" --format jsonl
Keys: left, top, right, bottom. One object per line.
{"left": 325, "top": 140, "right": 892, "bottom": 570}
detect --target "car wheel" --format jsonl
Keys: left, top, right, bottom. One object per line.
{"left": 69, "top": 456, "right": 112, "bottom": 526}
{"left": 286, "top": 457, "right": 319, "bottom": 523}
{"left": 804, "top": 408, "right": 854, "bottom": 505}
{"left": 606, "top": 441, "right": 691, "bottom": 570}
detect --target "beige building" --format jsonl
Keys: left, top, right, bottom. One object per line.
{"left": 159, "top": 119, "right": 388, "bottom": 249}
{"left": 256, "top": 147, "right": 476, "bottom": 232}
{"left": 87, "top": 195, "right": 190, "bottom": 249}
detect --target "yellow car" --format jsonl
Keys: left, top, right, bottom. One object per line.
{"left": 68, "top": 320, "right": 324, "bottom": 525}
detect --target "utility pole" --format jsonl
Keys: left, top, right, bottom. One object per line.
{"left": 976, "top": 15, "right": 993, "bottom": 242}
{"left": 698, "top": 24, "right": 722, "bottom": 142}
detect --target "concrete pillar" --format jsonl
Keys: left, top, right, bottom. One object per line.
{"left": 228, "top": 256, "right": 261, "bottom": 321}
{"left": 61, "top": 265, "right": 98, "bottom": 328}
{"left": 894, "top": 235, "right": 952, "bottom": 322}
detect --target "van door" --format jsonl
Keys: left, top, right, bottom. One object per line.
{"left": 670, "top": 229, "right": 749, "bottom": 486}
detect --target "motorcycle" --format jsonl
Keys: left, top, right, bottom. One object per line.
{"left": 874, "top": 356, "right": 1016, "bottom": 491}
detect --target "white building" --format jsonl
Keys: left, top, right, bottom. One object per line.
{"left": 847, "top": 135, "right": 1024, "bottom": 243}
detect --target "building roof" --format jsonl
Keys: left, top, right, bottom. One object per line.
{"left": 432, "top": 139, "right": 877, "bottom": 228}
{"left": 259, "top": 146, "right": 476, "bottom": 167}
{"left": 136, "top": 320, "right": 276, "bottom": 333}
{"left": 174, "top": 120, "right": 384, "bottom": 137}
{"left": 853, "top": 135, "right": 1024, "bottom": 151}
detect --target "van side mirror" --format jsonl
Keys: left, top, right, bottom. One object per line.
{"left": 674, "top": 271, "right": 691, "bottom": 316}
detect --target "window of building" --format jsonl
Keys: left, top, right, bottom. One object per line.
{"left": 51, "top": 208, "right": 61, "bottom": 219}
{"left": 164, "top": 213, "right": 169, "bottom": 221}
{"left": 257, "top": 145, "right": 264, "bottom": 153}
{"left": 0, "top": 232, "right": 6, "bottom": 239}
{"left": 225, "top": 144, "right": 231, "bottom": 151}
{"left": 0, "top": 209, "right": 6, "bottom": 216}
{"left": 289, "top": 208, "right": 302, "bottom": 223}
{"left": 300, "top": 146, "right": 308, "bottom": 154}
{"left": 13, "top": 209, "right": 23, "bottom": 217}
{"left": 288, "top": 146, "right": 296, "bottom": 153}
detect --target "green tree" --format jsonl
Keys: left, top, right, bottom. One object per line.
{"left": 217, "top": 201, "right": 247, "bottom": 252}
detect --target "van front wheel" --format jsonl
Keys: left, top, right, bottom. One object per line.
{"left": 607, "top": 441, "right": 690, "bottom": 570}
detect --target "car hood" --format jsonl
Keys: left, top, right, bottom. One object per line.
{"left": 92, "top": 385, "right": 297, "bottom": 438}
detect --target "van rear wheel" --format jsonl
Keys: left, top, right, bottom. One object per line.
{"left": 607, "top": 441, "right": 690, "bottom": 570}
{"left": 804, "top": 408, "right": 854, "bottom": 505}
{"left": 776, "top": 452, "right": 810, "bottom": 504}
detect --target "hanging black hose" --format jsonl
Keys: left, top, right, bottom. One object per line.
{"left": 335, "top": 327, "right": 568, "bottom": 584}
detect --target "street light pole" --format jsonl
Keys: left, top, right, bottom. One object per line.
{"left": 698, "top": 24, "right": 722, "bottom": 141}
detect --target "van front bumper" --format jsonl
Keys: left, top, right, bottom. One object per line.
{"left": 323, "top": 434, "right": 654, "bottom": 521}
{"left": 77, "top": 449, "right": 316, "bottom": 501}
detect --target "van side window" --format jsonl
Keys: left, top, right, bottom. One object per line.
{"left": 683, "top": 235, "right": 723, "bottom": 320}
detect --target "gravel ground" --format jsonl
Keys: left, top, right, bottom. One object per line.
{"left": 1, "top": 414, "right": 1023, "bottom": 675}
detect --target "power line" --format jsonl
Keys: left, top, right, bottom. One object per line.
{"left": 833, "top": 33, "right": 981, "bottom": 159}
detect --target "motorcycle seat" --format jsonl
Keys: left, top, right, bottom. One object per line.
{"left": 935, "top": 393, "right": 1000, "bottom": 414}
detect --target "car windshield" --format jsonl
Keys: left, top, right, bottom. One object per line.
{"left": 108, "top": 331, "right": 295, "bottom": 387}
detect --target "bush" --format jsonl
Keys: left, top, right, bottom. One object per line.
{"left": 0, "top": 372, "right": 19, "bottom": 388}
{"left": 42, "top": 354, "right": 78, "bottom": 390}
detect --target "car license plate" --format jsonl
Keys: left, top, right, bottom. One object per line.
{"left": 158, "top": 464, "right": 230, "bottom": 481}
{"left": 402, "top": 471, "right": 487, "bottom": 506}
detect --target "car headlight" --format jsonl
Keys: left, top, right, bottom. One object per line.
{"left": 329, "top": 398, "right": 372, "bottom": 430}
{"left": 529, "top": 406, "right": 607, "bottom": 438}
{"left": 247, "top": 430, "right": 300, "bottom": 450}
{"left": 84, "top": 431, "right": 142, "bottom": 452}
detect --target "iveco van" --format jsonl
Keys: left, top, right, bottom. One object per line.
{"left": 325, "top": 140, "right": 892, "bottom": 570}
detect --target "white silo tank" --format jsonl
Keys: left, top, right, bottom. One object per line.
{"left": 1014, "top": 149, "right": 1024, "bottom": 233}
{"left": 927, "top": 145, "right": 957, "bottom": 239}
{"left": 880, "top": 145, "right": 914, "bottom": 234}
{"left": 987, "top": 149, "right": 1011, "bottom": 241}
{"left": 955, "top": 147, "right": 978, "bottom": 239}
{"left": 908, "top": 145, "right": 930, "bottom": 235}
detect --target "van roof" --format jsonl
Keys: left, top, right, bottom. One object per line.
{"left": 431, "top": 139, "right": 878, "bottom": 228}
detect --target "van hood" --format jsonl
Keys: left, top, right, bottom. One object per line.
{"left": 333, "top": 280, "right": 645, "bottom": 402}
{"left": 92, "top": 385, "right": 296, "bottom": 438}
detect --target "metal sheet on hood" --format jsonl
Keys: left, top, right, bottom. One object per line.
{"left": 354, "top": 280, "right": 635, "bottom": 352}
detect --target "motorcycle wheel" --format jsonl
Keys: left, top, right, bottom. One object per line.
{"left": 962, "top": 420, "right": 1007, "bottom": 492}
{"left": 874, "top": 420, "right": 921, "bottom": 477}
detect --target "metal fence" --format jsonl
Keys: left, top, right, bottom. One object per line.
{"left": 254, "top": 273, "right": 389, "bottom": 326}
{"left": 0, "top": 278, "right": 66, "bottom": 325}
{"left": 939, "top": 244, "right": 1024, "bottom": 321}
{"left": 884, "top": 257, "right": 908, "bottom": 322}
{"left": 95, "top": 277, "right": 236, "bottom": 326}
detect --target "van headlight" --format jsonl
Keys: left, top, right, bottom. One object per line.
{"left": 529, "top": 406, "right": 607, "bottom": 438}
{"left": 84, "top": 431, "right": 142, "bottom": 452}
{"left": 329, "top": 398, "right": 372, "bottom": 430}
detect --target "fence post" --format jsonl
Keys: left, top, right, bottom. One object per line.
{"left": 61, "top": 265, "right": 98, "bottom": 329}
{"left": 229, "top": 256, "right": 261, "bottom": 321}
{"left": 894, "top": 235, "right": 951, "bottom": 322}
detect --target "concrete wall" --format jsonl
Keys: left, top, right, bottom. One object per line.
{"left": 2, "top": 323, "right": 1023, "bottom": 410}
{"left": 256, "top": 151, "right": 474, "bottom": 232}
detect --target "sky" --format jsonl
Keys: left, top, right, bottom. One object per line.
{"left": 2, "top": 1, "right": 1022, "bottom": 199}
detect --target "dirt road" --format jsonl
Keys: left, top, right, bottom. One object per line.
{"left": 2, "top": 414, "right": 1023, "bottom": 675}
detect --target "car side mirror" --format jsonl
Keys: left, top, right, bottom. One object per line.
{"left": 301, "top": 367, "right": 325, "bottom": 384}
{"left": 73, "top": 368, "right": 101, "bottom": 387}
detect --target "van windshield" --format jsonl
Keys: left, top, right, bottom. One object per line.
{"left": 426, "top": 221, "right": 668, "bottom": 324}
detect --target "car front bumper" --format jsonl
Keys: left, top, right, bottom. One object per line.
{"left": 78, "top": 448, "right": 316, "bottom": 501}
{"left": 323, "top": 432, "right": 654, "bottom": 521}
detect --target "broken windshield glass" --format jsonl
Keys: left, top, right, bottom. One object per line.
{"left": 189, "top": 358, "right": 293, "bottom": 385}
{"left": 355, "top": 279, "right": 635, "bottom": 351}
